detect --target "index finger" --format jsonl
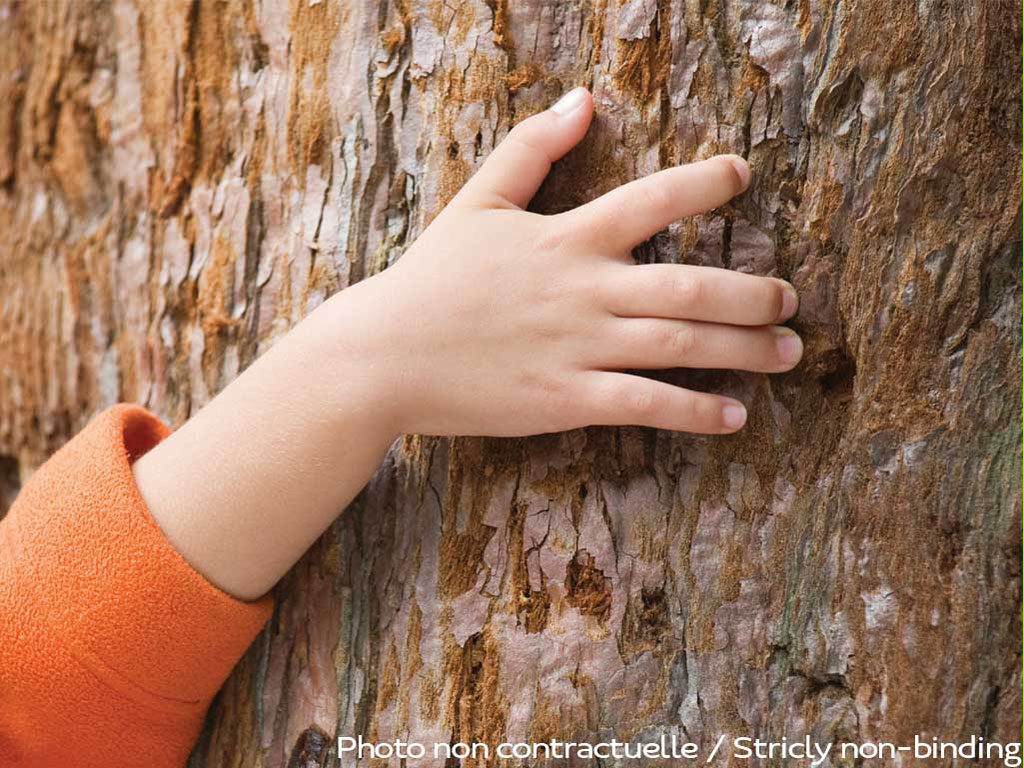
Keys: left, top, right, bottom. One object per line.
{"left": 564, "top": 154, "right": 750, "bottom": 251}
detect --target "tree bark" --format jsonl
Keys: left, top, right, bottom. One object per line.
{"left": 1, "top": 1, "right": 1021, "bottom": 766}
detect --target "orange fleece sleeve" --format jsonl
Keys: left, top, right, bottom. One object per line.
{"left": 0, "top": 404, "right": 274, "bottom": 768}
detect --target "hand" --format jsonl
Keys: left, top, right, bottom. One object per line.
{"left": 328, "top": 86, "right": 801, "bottom": 438}
{"left": 133, "top": 87, "right": 803, "bottom": 600}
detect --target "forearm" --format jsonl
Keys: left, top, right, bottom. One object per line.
{"left": 132, "top": 279, "right": 399, "bottom": 601}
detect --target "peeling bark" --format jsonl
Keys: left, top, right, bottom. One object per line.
{"left": 0, "top": 1, "right": 1020, "bottom": 766}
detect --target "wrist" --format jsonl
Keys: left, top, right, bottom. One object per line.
{"left": 291, "top": 275, "right": 407, "bottom": 443}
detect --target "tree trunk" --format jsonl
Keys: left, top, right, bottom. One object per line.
{"left": 1, "top": 1, "right": 1020, "bottom": 766}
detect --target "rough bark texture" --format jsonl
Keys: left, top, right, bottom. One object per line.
{"left": 1, "top": 0, "right": 1021, "bottom": 766}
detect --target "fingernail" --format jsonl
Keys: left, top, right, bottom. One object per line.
{"left": 722, "top": 403, "right": 747, "bottom": 430}
{"left": 773, "top": 327, "right": 803, "bottom": 366}
{"left": 551, "top": 87, "right": 587, "bottom": 115}
{"left": 730, "top": 157, "right": 751, "bottom": 191}
{"left": 778, "top": 281, "right": 799, "bottom": 321}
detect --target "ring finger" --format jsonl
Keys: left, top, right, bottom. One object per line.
{"left": 599, "top": 317, "right": 803, "bottom": 373}
{"left": 601, "top": 263, "right": 798, "bottom": 326}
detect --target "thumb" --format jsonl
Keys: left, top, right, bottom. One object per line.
{"left": 457, "top": 87, "right": 593, "bottom": 210}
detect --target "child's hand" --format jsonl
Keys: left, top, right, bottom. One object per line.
{"left": 134, "top": 87, "right": 803, "bottom": 600}
{"left": 330, "top": 87, "right": 800, "bottom": 437}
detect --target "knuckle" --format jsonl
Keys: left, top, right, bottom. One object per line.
{"left": 543, "top": 375, "right": 575, "bottom": 412}
{"left": 505, "top": 119, "right": 537, "bottom": 146}
{"left": 666, "top": 324, "right": 697, "bottom": 357}
{"left": 528, "top": 369, "right": 572, "bottom": 410}
{"left": 696, "top": 396, "right": 718, "bottom": 427}
{"left": 535, "top": 214, "right": 577, "bottom": 252}
{"left": 627, "top": 380, "right": 661, "bottom": 419}
{"left": 638, "top": 178, "right": 674, "bottom": 219}
{"left": 573, "top": 271, "right": 606, "bottom": 309}
{"left": 672, "top": 271, "right": 703, "bottom": 309}
{"left": 506, "top": 120, "right": 528, "bottom": 141}
{"left": 683, "top": 397, "right": 720, "bottom": 433}
{"left": 676, "top": 391, "right": 699, "bottom": 424}
{"left": 583, "top": 379, "right": 615, "bottom": 420}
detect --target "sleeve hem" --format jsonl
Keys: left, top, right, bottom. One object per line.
{"left": 6, "top": 404, "right": 273, "bottom": 707}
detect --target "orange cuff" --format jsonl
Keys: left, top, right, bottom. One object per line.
{"left": 6, "top": 404, "right": 273, "bottom": 706}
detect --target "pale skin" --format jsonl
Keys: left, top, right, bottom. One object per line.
{"left": 133, "top": 87, "right": 803, "bottom": 601}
